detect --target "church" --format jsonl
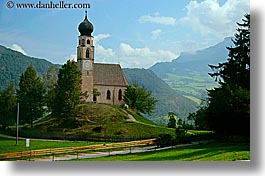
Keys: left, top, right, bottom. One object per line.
{"left": 76, "top": 13, "right": 128, "bottom": 106}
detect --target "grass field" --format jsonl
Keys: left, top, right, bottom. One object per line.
{"left": 0, "top": 137, "right": 105, "bottom": 154}
{"left": 73, "top": 142, "right": 250, "bottom": 161}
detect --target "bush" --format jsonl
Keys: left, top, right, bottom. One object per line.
{"left": 155, "top": 134, "right": 175, "bottom": 148}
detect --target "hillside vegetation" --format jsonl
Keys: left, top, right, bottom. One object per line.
{"left": 18, "top": 104, "right": 175, "bottom": 141}
{"left": 123, "top": 68, "right": 197, "bottom": 124}
{"left": 0, "top": 45, "right": 54, "bottom": 91}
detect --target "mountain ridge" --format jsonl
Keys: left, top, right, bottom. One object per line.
{"left": 150, "top": 37, "right": 233, "bottom": 99}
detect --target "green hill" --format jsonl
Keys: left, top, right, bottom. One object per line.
{"left": 19, "top": 104, "right": 175, "bottom": 141}
{"left": 0, "top": 45, "right": 54, "bottom": 91}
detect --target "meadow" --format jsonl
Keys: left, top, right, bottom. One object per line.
{"left": 0, "top": 137, "right": 104, "bottom": 154}
{"left": 73, "top": 142, "right": 250, "bottom": 161}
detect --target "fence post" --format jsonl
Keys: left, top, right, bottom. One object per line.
{"left": 77, "top": 151, "right": 79, "bottom": 159}
{"left": 52, "top": 153, "right": 55, "bottom": 161}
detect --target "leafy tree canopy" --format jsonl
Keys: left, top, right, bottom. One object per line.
{"left": 0, "top": 82, "right": 16, "bottom": 129}
{"left": 124, "top": 84, "right": 158, "bottom": 115}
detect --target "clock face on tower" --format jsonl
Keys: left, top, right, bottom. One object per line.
{"left": 83, "top": 60, "right": 92, "bottom": 70}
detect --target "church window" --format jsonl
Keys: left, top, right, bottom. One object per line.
{"left": 81, "top": 39, "right": 85, "bottom": 46}
{"left": 86, "top": 49, "right": 90, "bottom": 58}
{"left": 79, "top": 39, "right": 81, "bottom": 45}
{"left": 93, "top": 95, "right": 97, "bottom": 102}
{"left": 87, "top": 39, "right": 90, "bottom": 44}
{"left": 118, "top": 89, "right": 122, "bottom": 101}
{"left": 106, "top": 90, "right": 111, "bottom": 100}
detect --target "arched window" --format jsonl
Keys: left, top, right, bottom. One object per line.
{"left": 86, "top": 49, "right": 89, "bottom": 58}
{"left": 87, "top": 39, "right": 90, "bottom": 45}
{"left": 106, "top": 90, "right": 111, "bottom": 100}
{"left": 118, "top": 89, "right": 122, "bottom": 101}
{"left": 81, "top": 39, "right": 85, "bottom": 46}
{"left": 93, "top": 95, "right": 97, "bottom": 102}
{"left": 79, "top": 39, "right": 81, "bottom": 45}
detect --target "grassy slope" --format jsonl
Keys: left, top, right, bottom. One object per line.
{"left": 29, "top": 104, "right": 175, "bottom": 139}
{"left": 75, "top": 142, "right": 250, "bottom": 161}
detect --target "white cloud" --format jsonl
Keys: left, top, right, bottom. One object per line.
{"left": 139, "top": 13, "right": 176, "bottom": 26}
{"left": 95, "top": 42, "right": 177, "bottom": 68}
{"left": 96, "top": 44, "right": 115, "bottom": 63}
{"left": 94, "top": 33, "right": 111, "bottom": 45}
{"left": 65, "top": 54, "right": 77, "bottom": 62}
{"left": 10, "top": 44, "right": 27, "bottom": 55}
{"left": 180, "top": 0, "right": 249, "bottom": 39}
{"left": 151, "top": 29, "right": 162, "bottom": 39}
{"left": 118, "top": 43, "right": 177, "bottom": 68}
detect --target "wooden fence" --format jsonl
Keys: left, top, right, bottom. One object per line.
{"left": 0, "top": 138, "right": 156, "bottom": 161}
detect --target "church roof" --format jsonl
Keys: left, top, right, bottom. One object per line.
{"left": 94, "top": 63, "right": 128, "bottom": 87}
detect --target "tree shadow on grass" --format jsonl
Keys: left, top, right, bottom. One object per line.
{"left": 124, "top": 142, "right": 250, "bottom": 161}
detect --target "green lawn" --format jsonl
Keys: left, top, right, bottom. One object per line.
{"left": 0, "top": 137, "right": 105, "bottom": 154}
{"left": 74, "top": 142, "right": 250, "bottom": 161}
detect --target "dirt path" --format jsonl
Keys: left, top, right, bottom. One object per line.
{"left": 122, "top": 110, "right": 136, "bottom": 122}
{"left": 32, "top": 143, "right": 198, "bottom": 161}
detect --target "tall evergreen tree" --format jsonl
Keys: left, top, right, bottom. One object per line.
{"left": 17, "top": 65, "right": 45, "bottom": 128}
{"left": 51, "top": 60, "right": 83, "bottom": 118}
{"left": 204, "top": 14, "right": 250, "bottom": 136}
{"left": 0, "top": 82, "right": 16, "bottom": 129}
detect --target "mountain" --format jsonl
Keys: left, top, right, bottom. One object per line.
{"left": 150, "top": 37, "right": 233, "bottom": 101}
{"left": 123, "top": 68, "right": 197, "bottom": 124}
{"left": 0, "top": 45, "right": 54, "bottom": 91}
{"left": 0, "top": 45, "right": 196, "bottom": 125}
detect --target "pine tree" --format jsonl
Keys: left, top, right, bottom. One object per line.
{"left": 51, "top": 60, "right": 83, "bottom": 118}
{"left": 205, "top": 14, "right": 250, "bottom": 136}
{"left": 17, "top": 65, "right": 45, "bottom": 128}
{"left": 0, "top": 82, "right": 16, "bottom": 129}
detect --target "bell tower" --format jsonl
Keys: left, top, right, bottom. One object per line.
{"left": 77, "top": 11, "right": 94, "bottom": 102}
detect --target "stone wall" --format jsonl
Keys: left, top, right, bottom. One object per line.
{"left": 95, "top": 85, "right": 127, "bottom": 106}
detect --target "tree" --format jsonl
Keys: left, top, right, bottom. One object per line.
{"left": 43, "top": 65, "right": 59, "bottom": 112}
{"left": 0, "top": 83, "right": 16, "bottom": 129}
{"left": 17, "top": 65, "right": 45, "bottom": 128}
{"left": 167, "top": 112, "right": 176, "bottom": 128}
{"left": 203, "top": 14, "right": 250, "bottom": 136}
{"left": 124, "top": 84, "right": 158, "bottom": 114}
{"left": 43, "top": 64, "right": 59, "bottom": 94}
{"left": 51, "top": 60, "right": 83, "bottom": 118}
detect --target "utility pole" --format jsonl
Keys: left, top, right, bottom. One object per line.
{"left": 16, "top": 103, "right": 19, "bottom": 146}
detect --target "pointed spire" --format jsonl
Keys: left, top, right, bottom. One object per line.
{"left": 85, "top": 10, "right": 88, "bottom": 20}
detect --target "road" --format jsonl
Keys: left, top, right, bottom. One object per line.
{"left": 32, "top": 143, "right": 198, "bottom": 161}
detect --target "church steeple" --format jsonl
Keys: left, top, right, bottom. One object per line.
{"left": 77, "top": 12, "right": 95, "bottom": 102}
{"left": 78, "top": 11, "right": 94, "bottom": 37}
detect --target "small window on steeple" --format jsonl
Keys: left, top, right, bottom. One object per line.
{"left": 86, "top": 49, "right": 89, "bottom": 58}
{"left": 81, "top": 39, "right": 85, "bottom": 46}
{"left": 87, "top": 39, "right": 90, "bottom": 45}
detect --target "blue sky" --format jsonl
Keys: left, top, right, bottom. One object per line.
{"left": 0, "top": 0, "right": 249, "bottom": 68}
